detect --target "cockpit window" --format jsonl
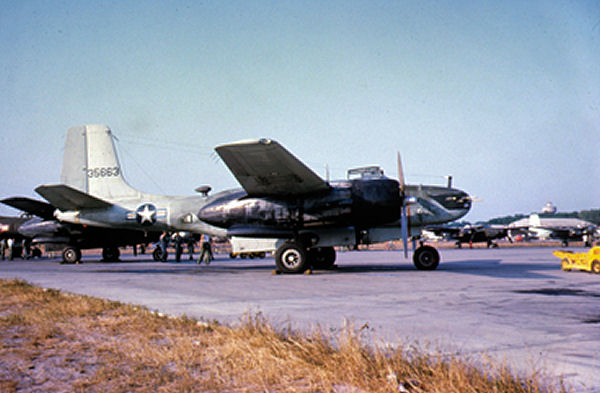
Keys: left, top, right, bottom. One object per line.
{"left": 347, "top": 166, "right": 385, "bottom": 180}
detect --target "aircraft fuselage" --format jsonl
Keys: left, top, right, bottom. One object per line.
{"left": 198, "top": 178, "right": 470, "bottom": 240}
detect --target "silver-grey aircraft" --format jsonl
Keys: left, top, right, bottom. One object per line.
{"left": 25, "top": 125, "right": 224, "bottom": 263}
{"left": 508, "top": 214, "right": 597, "bottom": 247}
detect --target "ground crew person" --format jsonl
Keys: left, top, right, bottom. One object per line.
{"left": 0, "top": 238, "right": 6, "bottom": 260}
{"left": 23, "top": 239, "right": 31, "bottom": 259}
{"left": 186, "top": 234, "right": 195, "bottom": 260}
{"left": 159, "top": 232, "right": 170, "bottom": 262}
{"left": 7, "top": 238, "right": 14, "bottom": 260}
{"left": 174, "top": 232, "right": 183, "bottom": 263}
{"left": 198, "top": 234, "right": 213, "bottom": 264}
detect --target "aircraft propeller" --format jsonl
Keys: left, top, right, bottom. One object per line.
{"left": 397, "top": 152, "right": 409, "bottom": 258}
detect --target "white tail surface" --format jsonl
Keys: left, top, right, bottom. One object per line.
{"left": 60, "top": 125, "right": 140, "bottom": 200}
{"left": 529, "top": 213, "right": 542, "bottom": 227}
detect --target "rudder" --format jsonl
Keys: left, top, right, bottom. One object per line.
{"left": 60, "top": 125, "right": 139, "bottom": 200}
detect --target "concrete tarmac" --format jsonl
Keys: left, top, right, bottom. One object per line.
{"left": 1, "top": 247, "right": 598, "bottom": 392}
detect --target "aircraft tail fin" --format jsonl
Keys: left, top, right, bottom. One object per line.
{"left": 529, "top": 213, "right": 542, "bottom": 227}
{"left": 61, "top": 125, "right": 140, "bottom": 200}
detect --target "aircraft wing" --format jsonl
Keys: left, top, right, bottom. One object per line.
{"left": 215, "top": 138, "right": 330, "bottom": 197}
{"left": 35, "top": 184, "right": 113, "bottom": 211}
{"left": 1, "top": 197, "right": 56, "bottom": 220}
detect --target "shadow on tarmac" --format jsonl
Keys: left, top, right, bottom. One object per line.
{"left": 68, "top": 254, "right": 561, "bottom": 280}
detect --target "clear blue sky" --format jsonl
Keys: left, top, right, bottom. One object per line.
{"left": 1, "top": 1, "right": 599, "bottom": 222}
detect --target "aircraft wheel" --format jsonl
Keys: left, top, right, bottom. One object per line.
{"left": 32, "top": 248, "right": 42, "bottom": 258}
{"left": 413, "top": 246, "right": 440, "bottom": 270}
{"left": 229, "top": 252, "right": 237, "bottom": 259}
{"left": 309, "top": 247, "right": 336, "bottom": 270}
{"left": 561, "top": 259, "right": 571, "bottom": 272}
{"left": 102, "top": 247, "right": 120, "bottom": 262}
{"left": 152, "top": 248, "right": 167, "bottom": 262}
{"left": 62, "top": 247, "right": 81, "bottom": 264}
{"left": 591, "top": 260, "right": 600, "bottom": 274}
{"left": 275, "top": 241, "right": 309, "bottom": 274}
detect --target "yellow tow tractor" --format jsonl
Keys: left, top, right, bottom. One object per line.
{"left": 553, "top": 246, "right": 600, "bottom": 274}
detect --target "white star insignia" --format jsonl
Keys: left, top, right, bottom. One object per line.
{"left": 137, "top": 205, "right": 156, "bottom": 224}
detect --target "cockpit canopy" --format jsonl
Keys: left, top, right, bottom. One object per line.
{"left": 347, "top": 166, "right": 385, "bottom": 180}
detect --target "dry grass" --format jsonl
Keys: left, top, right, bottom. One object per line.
{"left": 0, "top": 279, "right": 570, "bottom": 392}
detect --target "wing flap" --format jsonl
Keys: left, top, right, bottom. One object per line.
{"left": 35, "top": 184, "right": 113, "bottom": 211}
{"left": 1, "top": 197, "right": 56, "bottom": 220}
{"left": 216, "top": 139, "right": 330, "bottom": 197}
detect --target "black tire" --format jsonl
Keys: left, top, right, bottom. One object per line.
{"left": 32, "top": 248, "right": 42, "bottom": 258}
{"left": 591, "top": 260, "right": 600, "bottom": 275}
{"left": 413, "top": 246, "right": 440, "bottom": 270}
{"left": 309, "top": 246, "right": 336, "bottom": 270}
{"left": 561, "top": 259, "right": 571, "bottom": 272}
{"left": 275, "top": 241, "right": 309, "bottom": 273}
{"left": 229, "top": 252, "right": 236, "bottom": 259}
{"left": 153, "top": 247, "right": 167, "bottom": 262}
{"left": 102, "top": 247, "right": 120, "bottom": 262}
{"left": 62, "top": 247, "right": 81, "bottom": 264}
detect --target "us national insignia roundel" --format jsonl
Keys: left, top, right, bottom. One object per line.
{"left": 136, "top": 203, "right": 157, "bottom": 226}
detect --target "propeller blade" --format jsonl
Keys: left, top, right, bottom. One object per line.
{"left": 401, "top": 204, "right": 408, "bottom": 258}
{"left": 398, "top": 152, "right": 408, "bottom": 258}
{"left": 397, "top": 152, "right": 405, "bottom": 194}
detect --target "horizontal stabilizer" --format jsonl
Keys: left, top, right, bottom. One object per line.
{"left": 1, "top": 197, "right": 56, "bottom": 220}
{"left": 35, "top": 184, "right": 113, "bottom": 211}
{"left": 216, "top": 138, "right": 330, "bottom": 197}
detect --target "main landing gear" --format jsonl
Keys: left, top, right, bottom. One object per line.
{"left": 412, "top": 245, "right": 440, "bottom": 270}
{"left": 274, "top": 241, "right": 440, "bottom": 274}
{"left": 274, "top": 241, "right": 336, "bottom": 274}
{"left": 60, "top": 246, "right": 122, "bottom": 264}
{"left": 61, "top": 246, "right": 82, "bottom": 264}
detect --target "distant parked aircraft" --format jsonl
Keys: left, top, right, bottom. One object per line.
{"left": 508, "top": 214, "right": 597, "bottom": 247}
{"left": 424, "top": 223, "right": 511, "bottom": 248}
{"left": 1, "top": 196, "right": 160, "bottom": 263}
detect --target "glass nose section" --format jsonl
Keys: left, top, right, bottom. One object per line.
{"left": 432, "top": 190, "right": 472, "bottom": 211}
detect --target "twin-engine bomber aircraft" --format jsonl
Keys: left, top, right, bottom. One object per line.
{"left": 198, "top": 138, "right": 472, "bottom": 273}
{"left": 3, "top": 125, "right": 471, "bottom": 271}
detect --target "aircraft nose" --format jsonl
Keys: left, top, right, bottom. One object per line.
{"left": 439, "top": 188, "right": 472, "bottom": 218}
